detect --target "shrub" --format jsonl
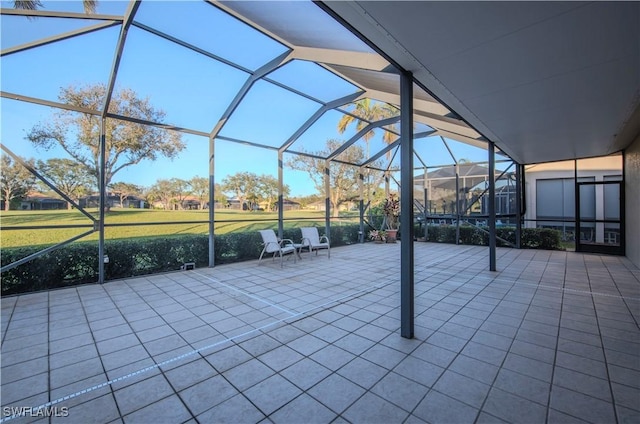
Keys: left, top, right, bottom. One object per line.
{"left": 1, "top": 225, "right": 363, "bottom": 295}
{"left": 414, "top": 224, "right": 561, "bottom": 250}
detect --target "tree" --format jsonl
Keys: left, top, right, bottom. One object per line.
{"left": 109, "top": 181, "right": 142, "bottom": 208}
{"left": 213, "top": 183, "right": 229, "bottom": 208}
{"left": 146, "top": 178, "right": 192, "bottom": 210}
{"left": 27, "top": 84, "right": 185, "bottom": 194}
{"left": 13, "top": 0, "right": 97, "bottom": 13}
{"left": 37, "top": 158, "right": 93, "bottom": 209}
{"left": 292, "top": 194, "right": 323, "bottom": 208}
{"left": 258, "top": 175, "right": 290, "bottom": 211}
{"left": 220, "top": 172, "right": 259, "bottom": 211}
{"left": 286, "top": 139, "right": 372, "bottom": 217}
{"left": 0, "top": 155, "right": 36, "bottom": 211}
{"left": 189, "top": 176, "right": 209, "bottom": 210}
{"left": 147, "top": 179, "right": 174, "bottom": 210}
{"left": 337, "top": 98, "right": 398, "bottom": 156}
{"left": 168, "top": 178, "right": 191, "bottom": 210}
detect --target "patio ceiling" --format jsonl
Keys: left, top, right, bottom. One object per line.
{"left": 322, "top": 1, "right": 640, "bottom": 165}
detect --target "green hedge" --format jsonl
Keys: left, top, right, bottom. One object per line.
{"left": 415, "top": 225, "right": 561, "bottom": 250}
{"left": 1, "top": 225, "right": 360, "bottom": 295}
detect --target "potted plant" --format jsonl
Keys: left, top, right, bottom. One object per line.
{"left": 383, "top": 193, "right": 399, "bottom": 242}
{"left": 369, "top": 229, "right": 387, "bottom": 243}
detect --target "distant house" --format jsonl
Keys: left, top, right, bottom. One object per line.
{"left": 226, "top": 198, "right": 244, "bottom": 210}
{"left": 282, "top": 199, "right": 301, "bottom": 211}
{"left": 80, "top": 193, "right": 145, "bottom": 209}
{"left": 149, "top": 195, "right": 208, "bottom": 210}
{"left": 20, "top": 192, "right": 67, "bottom": 210}
{"left": 306, "top": 200, "right": 352, "bottom": 212}
{"left": 224, "top": 198, "right": 301, "bottom": 211}
{"left": 265, "top": 199, "right": 301, "bottom": 211}
{"left": 180, "top": 195, "right": 206, "bottom": 210}
{"left": 213, "top": 199, "right": 230, "bottom": 209}
{"left": 413, "top": 164, "right": 503, "bottom": 215}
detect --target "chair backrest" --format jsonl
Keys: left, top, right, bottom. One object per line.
{"left": 259, "top": 230, "right": 280, "bottom": 253}
{"left": 301, "top": 227, "right": 320, "bottom": 246}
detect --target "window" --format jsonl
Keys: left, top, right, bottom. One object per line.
{"left": 536, "top": 177, "right": 594, "bottom": 220}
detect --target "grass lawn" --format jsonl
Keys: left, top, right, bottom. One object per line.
{"left": 0, "top": 208, "right": 358, "bottom": 249}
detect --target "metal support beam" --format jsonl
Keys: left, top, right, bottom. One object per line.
{"left": 455, "top": 165, "right": 460, "bottom": 244}
{"left": 98, "top": 119, "right": 107, "bottom": 283}
{"left": 208, "top": 135, "right": 215, "bottom": 267}
{"left": 424, "top": 167, "right": 429, "bottom": 239}
{"left": 133, "top": 21, "right": 252, "bottom": 75}
{"left": 515, "top": 163, "right": 523, "bottom": 249}
{"left": 400, "top": 70, "right": 414, "bottom": 339}
{"left": 361, "top": 130, "right": 436, "bottom": 168}
{"left": 1, "top": 21, "right": 120, "bottom": 57}
{"left": 327, "top": 116, "right": 401, "bottom": 161}
{"left": 359, "top": 167, "right": 365, "bottom": 243}
{"left": 0, "top": 230, "right": 95, "bottom": 274}
{"left": 574, "top": 159, "right": 580, "bottom": 252}
{"left": 102, "top": 1, "right": 140, "bottom": 114}
{"left": 385, "top": 172, "right": 390, "bottom": 198}
{"left": 0, "top": 7, "right": 122, "bottom": 20}
{"left": 280, "top": 91, "right": 363, "bottom": 152}
{"left": 210, "top": 51, "right": 291, "bottom": 139}
{"left": 324, "top": 160, "right": 331, "bottom": 240}
{"left": 441, "top": 137, "right": 458, "bottom": 164}
{"left": 488, "top": 141, "right": 497, "bottom": 271}
{"left": 97, "top": 0, "right": 140, "bottom": 284}
{"left": 0, "top": 144, "right": 96, "bottom": 222}
{"left": 278, "top": 151, "right": 284, "bottom": 239}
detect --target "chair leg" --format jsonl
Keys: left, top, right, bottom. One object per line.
{"left": 258, "top": 246, "right": 267, "bottom": 264}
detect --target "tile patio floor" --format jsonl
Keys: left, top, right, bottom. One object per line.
{"left": 1, "top": 242, "right": 639, "bottom": 424}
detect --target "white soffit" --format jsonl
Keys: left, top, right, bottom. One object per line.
{"left": 327, "top": 64, "right": 482, "bottom": 141}
{"left": 324, "top": 1, "right": 640, "bottom": 165}
{"left": 218, "top": 0, "right": 374, "bottom": 53}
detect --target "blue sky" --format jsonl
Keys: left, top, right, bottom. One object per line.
{"left": 0, "top": 0, "right": 506, "bottom": 197}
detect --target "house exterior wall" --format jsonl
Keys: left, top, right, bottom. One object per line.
{"left": 625, "top": 134, "right": 640, "bottom": 268}
{"left": 524, "top": 157, "right": 622, "bottom": 226}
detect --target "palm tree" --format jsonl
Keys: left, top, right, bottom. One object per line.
{"left": 337, "top": 99, "right": 399, "bottom": 205}
{"left": 13, "top": 0, "right": 97, "bottom": 13}
{"left": 337, "top": 98, "right": 399, "bottom": 158}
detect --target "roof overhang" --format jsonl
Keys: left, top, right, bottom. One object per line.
{"left": 322, "top": 1, "right": 640, "bottom": 164}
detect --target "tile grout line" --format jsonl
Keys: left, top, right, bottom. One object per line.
{"left": 543, "top": 249, "right": 568, "bottom": 423}
{"left": 414, "top": 267, "right": 639, "bottom": 301}
{"left": 588, "top": 255, "right": 621, "bottom": 424}
{"left": 191, "top": 270, "right": 298, "bottom": 317}
{"left": 0, "top": 275, "right": 395, "bottom": 423}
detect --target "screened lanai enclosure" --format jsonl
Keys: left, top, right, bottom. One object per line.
{"left": 1, "top": 0, "right": 522, "bottom": 298}
{"left": 1, "top": 3, "right": 638, "bottom": 423}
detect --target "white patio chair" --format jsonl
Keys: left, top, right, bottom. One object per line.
{"left": 258, "top": 230, "right": 297, "bottom": 267}
{"left": 300, "top": 227, "right": 330, "bottom": 258}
